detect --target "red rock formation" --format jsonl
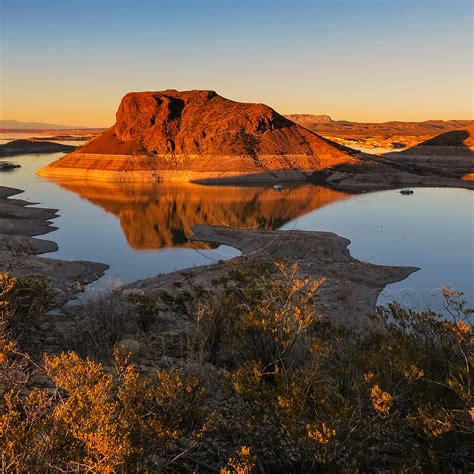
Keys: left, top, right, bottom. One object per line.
{"left": 38, "top": 90, "right": 359, "bottom": 182}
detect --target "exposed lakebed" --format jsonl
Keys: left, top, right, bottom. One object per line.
{"left": 1, "top": 151, "right": 472, "bottom": 312}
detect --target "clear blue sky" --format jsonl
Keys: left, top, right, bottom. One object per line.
{"left": 1, "top": 0, "right": 472, "bottom": 126}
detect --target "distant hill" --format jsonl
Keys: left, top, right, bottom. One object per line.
{"left": 285, "top": 115, "right": 473, "bottom": 138}
{"left": 0, "top": 119, "right": 80, "bottom": 130}
{"left": 286, "top": 115, "right": 474, "bottom": 150}
{"left": 392, "top": 124, "right": 474, "bottom": 158}
{"left": 379, "top": 124, "right": 474, "bottom": 181}
{"left": 286, "top": 114, "right": 336, "bottom": 125}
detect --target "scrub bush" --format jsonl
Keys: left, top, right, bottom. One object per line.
{"left": 0, "top": 267, "right": 472, "bottom": 472}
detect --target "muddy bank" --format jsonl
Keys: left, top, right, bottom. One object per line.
{"left": 0, "top": 186, "right": 108, "bottom": 302}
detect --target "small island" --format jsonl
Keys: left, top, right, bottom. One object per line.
{"left": 0, "top": 139, "right": 76, "bottom": 157}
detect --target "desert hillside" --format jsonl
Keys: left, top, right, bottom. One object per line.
{"left": 381, "top": 124, "right": 474, "bottom": 179}
{"left": 402, "top": 124, "right": 474, "bottom": 154}
{"left": 38, "top": 90, "right": 359, "bottom": 182}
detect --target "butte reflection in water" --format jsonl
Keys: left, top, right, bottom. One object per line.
{"left": 47, "top": 180, "right": 352, "bottom": 250}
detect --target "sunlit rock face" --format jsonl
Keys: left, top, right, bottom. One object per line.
{"left": 50, "top": 180, "right": 351, "bottom": 249}
{"left": 37, "top": 90, "right": 359, "bottom": 182}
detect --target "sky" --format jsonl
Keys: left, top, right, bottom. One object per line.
{"left": 0, "top": 0, "right": 472, "bottom": 127}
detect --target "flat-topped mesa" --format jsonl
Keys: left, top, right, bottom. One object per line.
{"left": 37, "top": 89, "right": 360, "bottom": 183}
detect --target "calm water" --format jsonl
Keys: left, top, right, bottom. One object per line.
{"left": 1, "top": 152, "right": 473, "bottom": 314}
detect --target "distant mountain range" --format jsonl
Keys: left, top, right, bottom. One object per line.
{"left": 285, "top": 115, "right": 473, "bottom": 137}
{"left": 285, "top": 115, "right": 474, "bottom": 150}
{"left": 0, "top": 119, "right": 81, "bottom": 130}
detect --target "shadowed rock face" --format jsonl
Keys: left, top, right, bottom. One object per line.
{"left": 38, "top": 90, "right": 359, "bottom": 182}
{"left": 49, "top": 180, "right": 351, "bottom": 249}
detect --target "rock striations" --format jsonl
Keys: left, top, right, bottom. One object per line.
{"left": 38, "top": 90, "right": 359, "bottom": 183}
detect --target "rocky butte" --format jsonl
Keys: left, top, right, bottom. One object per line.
{"left": 37, "top": 90, "right": 359, "bottom": 183}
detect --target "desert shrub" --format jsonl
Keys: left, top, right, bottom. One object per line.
{"left": 159, "top": 262, "right": 472, "bottom": 471}
{"left": 0, "top": 346, "right": 210, "bottom": 472}
{"left": 126, "top": 291, "right": 160, "bottom": 332}
{"left": 0, "top": 267, "right": 472, "bottom": 472}
{"left": 160, "top": 260, "right": 324, "bottom": 373}
{"left": 210, "top": 293, "right": 473, "bottom": 472}
{"left": 67, "top": 292, "right": 131, "bottom": 361}
{"left": 68, "top": 290, "right": 161, "bottom": 362}
{"left": 114, "top": 349, "right": 211, "bottom": 471}
{"left": 0, "top": 272, "right": 54, "bottom": 354}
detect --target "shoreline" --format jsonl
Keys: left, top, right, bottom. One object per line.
{"left": 36, "top": 150, "right": 474, "bottom": 192}
{"left": 0, "top": 185, "right": 109, "bottom": 303}
{"left": 125, "top": 224, "right": 418, "bottom": 332}
{"left": 0, "top": 184, "right": 419, "bottom": 329}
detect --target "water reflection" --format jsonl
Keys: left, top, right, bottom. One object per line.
{"left": 1, "top": 153, "right": 472, "bottom": 312}
{"left": 49, "top": 180, "right": 351, "bottom": 249}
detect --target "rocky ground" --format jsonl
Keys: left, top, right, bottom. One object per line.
{"left": 314, "top": 154, "right": 474, "bottom": 192}
{"left": 126, "top": 224, "right": 417, "bottom": 330}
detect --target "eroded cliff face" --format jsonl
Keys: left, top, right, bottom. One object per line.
{"left": 109, "top": 89, "right": 314, "bottom": 156}
{"left": 38, "top": 90, "right": 360, "bottom": 182}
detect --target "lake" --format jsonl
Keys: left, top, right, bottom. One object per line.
{"left": 1, "top": 151, "right": 472, "bottom": 314}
